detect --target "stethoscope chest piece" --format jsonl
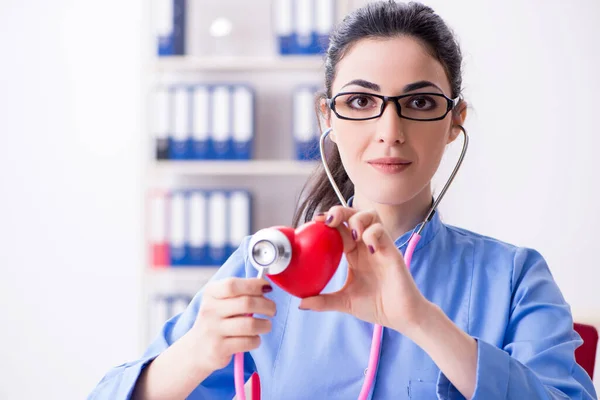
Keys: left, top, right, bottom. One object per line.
{"left": 248, "top": 228, "right": 292, "bottom": 276}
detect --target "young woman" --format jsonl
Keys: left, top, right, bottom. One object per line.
{"left": 90, "top": 2, "right": 597, "bottom": 399}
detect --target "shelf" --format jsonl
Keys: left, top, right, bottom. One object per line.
{"left": 150, "top": 160, "right": 320, "bottom": 176}
{"left": 145, "top": 267, "right": 220, "bottom": 291}
{"left": 153, "top": 55, "right": 325, "bottom": 72}
{"left": 147, "top": 266, "right": 220, "bottom": 278}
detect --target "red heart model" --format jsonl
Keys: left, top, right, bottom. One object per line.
{"left": 266, "top": 221, "right": 344, "bottom": 298}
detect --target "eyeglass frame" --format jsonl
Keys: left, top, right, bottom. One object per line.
{"left": 326, "top": 91, "right": 461, "bottom": 122}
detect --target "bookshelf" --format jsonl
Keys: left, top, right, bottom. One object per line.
{"left": 142, "top": 2, "right": 334, "bottom": 356}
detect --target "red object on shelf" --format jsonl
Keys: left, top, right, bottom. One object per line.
{"left": 574, "top": 322, "right": 599, "bottom": 379}
{"left": 148, "top": 190, "right": 170, "bottom": 268}
{"left": 151, "top": 244, "right": 170, "bottom": 267}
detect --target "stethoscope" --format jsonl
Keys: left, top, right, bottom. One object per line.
{"left": 234, "top": 125, "right": 470, "bottom": 400}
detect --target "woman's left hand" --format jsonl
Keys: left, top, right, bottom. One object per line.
{"left": 298, "top": 206, "right": 432, "bottom": 335}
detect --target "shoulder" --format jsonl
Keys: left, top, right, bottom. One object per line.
{"left": 210, "top": 235, "right": 257, "bottom": 281}
{"left": 440, "top": 222, "right": 550, "bottom": 291}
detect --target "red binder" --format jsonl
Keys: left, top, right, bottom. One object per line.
{"left": 148, "top": 190, "right": 170, "bottom": 267}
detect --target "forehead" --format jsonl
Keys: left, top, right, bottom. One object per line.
{"left": 332, "top": 36, "right": 451, "bottom": 95}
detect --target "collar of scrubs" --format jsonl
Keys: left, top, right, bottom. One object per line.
{"left": 346, "top": 195, "right": 443, "bottom": 253}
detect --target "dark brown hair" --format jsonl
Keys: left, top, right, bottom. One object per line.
{"left": 292, "top": 1, "right": 464, "bottom": 227}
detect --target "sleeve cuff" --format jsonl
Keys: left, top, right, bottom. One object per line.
{"left": 120, "top": 356, "right": 157, "bottom": 399}
{"left": 89, "top": 355, "right": 158, "bottom": 400}
{"left": 436, "top": 338, "right": 510, "bottom": 399}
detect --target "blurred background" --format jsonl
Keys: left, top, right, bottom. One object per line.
{"left": 0, "top": 0, "right": 599, "bottom": 398}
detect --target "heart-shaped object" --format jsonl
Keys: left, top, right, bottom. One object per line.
{"left": 266, "top": 221, "right": 343, "bottom": 298}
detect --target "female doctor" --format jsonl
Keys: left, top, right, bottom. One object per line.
{"left": 90, "top": 1, "right": 596, "bottom": 399}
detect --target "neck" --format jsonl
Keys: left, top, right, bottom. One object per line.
{"left": 352, "top": 185, "right": 433, "bottom": 242}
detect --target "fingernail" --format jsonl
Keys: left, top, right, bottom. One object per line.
{"left": 325, "top": 215, "right": 333, "bottom": 225}
{"left": 262, "top": 285, "right": 273, "bottom": 293}
{"left": 316, "top": 212, "right": 325, "bottom": 217}
{"left": 352, "top": 229, "right": 358, "bottom": 241}
{"left": 368, "top": 245, "right": 375, "bottom": 254}
{"left": 298, "top": 306, "right": 307, "bottom": 310}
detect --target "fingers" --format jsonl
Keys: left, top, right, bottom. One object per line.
{"left": 361, "top": 222, "right": 394, "bottom": 256}
{"left": 318, "top": 205, "right": 403, "bottom": 260}
{"left": 299, "top": 290, "right": 351, "bottom": 313}
{"left": 314, "top": 206, "right": 359, "bottom": 253}
{"left": 346, "top": 210, "right": 380, "bottom": 243}
{"left": 207, "top": 278, "right": 272, "bottom": 300}
{"left": 221, "top": 336, "right": 262, "bottom": 355}
{"left": 316, "top": 206, "right": 386, "bottom": 254}
{"left": 215, "top": 295, "right": 277, "bottom": 318}
{"left": 319, "top": 205, "right": 363, "bottom": 228}
{"left": 219, "top": 316, "right": 272, "bottom": 337}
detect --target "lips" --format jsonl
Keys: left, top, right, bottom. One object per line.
{"left": 367, "top": 157, "right": 412, "bottom": 174}
{"left": 367, "top": 157, "right": 412, "bottom": 165}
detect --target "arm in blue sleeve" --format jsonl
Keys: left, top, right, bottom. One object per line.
{"left": 437, "top": 247, "right": 597, "bottom": 400}
{"left": 88, "top": 236, "right": 258, "bottom": 400}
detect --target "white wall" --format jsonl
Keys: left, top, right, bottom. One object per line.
{"left": 419, "top": 0, "right": 600, "bottom": 322}
{"left": 0, "top": 1, "right": 145, "bottom": 399}
{"left": 0, "top": 1, "right": 598, "bottom": 399}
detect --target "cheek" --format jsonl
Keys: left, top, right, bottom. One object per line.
{"left": 331, "top": 121, "right": 369, "bottom": 154}
{"left": 332, "top": 123, "right": 372, "bottom": 174}
{"left": 415, "top": 133, "right": 448, "bottom": 174}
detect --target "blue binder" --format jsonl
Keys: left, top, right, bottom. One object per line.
{"left": 156, "top": 0, "right": 186, "bottom": 56}
{"left": 312, "top": 0, "right": 335, "bottom": 54}
{"left": 153, "top": 87, "right": 170, "bottom": 160}
{"left": 210, "top": 85, "right": 233, "bottom": 160}
{"left": 231, "top": 85, "right": 255, "bottom": 160}
{"left": 169, "top": 86, "right": 192, "bottom": 160}
{"left": 169, "top": 190, "right": 189, "bottom": 265}
{"left": 294, "top": 0, "right": 314, "bottom": 54}
{"left": 207, "top": 190, "right": 229, "bottom": 265}
{"left": 191, "top": 85, "right": 211, "bottom": 160}
{"left": 188, "top": 189, "right": 209, "bottom": 265}
{"left": 274, "top": 0, "right": 335, "bottom": 55}
{"left": 227, "top": 190, "right": 252, "bottom": 258}
{"left": 274, "top": 0, "right": 295, "bottom": 54}
{"left": 293, "top": 85, "right": 320, "bottom": 161}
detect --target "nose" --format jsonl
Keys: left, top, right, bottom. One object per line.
{"left": 376, "top": 100, "right": 406, "bottom": 145}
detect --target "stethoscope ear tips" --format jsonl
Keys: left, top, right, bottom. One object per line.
{"left": 248, "top": 228, "right": 293, "bottom": 276}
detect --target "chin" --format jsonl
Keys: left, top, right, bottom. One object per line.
{"left": 359, "top": 183, "right": 421, "bottom": 206}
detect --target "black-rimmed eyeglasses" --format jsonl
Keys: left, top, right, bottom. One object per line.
{"left": 326, "top": 92, "right": 460, "bottom": 122}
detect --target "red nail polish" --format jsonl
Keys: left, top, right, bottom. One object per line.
{"left": 262, "top": 285, "right": 273, "bottom": 293}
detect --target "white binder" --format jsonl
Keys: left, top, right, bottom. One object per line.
{"left": 232, "top": 86, "right": 254, "bottom": 159}
{"left": 211, "top": 86, "right": 232, "bottom": 159}
{"left": 191, "top": 85, "right": 210, "bottom": 159}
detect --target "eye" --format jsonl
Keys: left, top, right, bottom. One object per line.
{"left": 346, "top": 94, "right": 377, "bottom": 110}
{"left": 406, "top": 95, "right": 438, "bottom": 111}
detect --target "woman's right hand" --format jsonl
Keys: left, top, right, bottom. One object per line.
{"left": 191, "top": 277, "right": 276, "bottom": 372}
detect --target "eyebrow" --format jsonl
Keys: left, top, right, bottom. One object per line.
{"left": 341, "top": 79, "right": 443, "bottom": 94}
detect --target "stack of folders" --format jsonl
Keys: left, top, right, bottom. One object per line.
{"left": 154, "top": 0, "right": 186, "bottom": 56}
{"left": 154, "top": 293, "right": 193, "bottom": 322}
{"left": 274, "top": 0, "right": 336, "bottom": 55}
{"left": 149, "top": 293, "right": 193, "bottom": 334}
{"left": 149, "top": 189, "right": 252, "bottom": 267}
{"left": 293, "top": 85, "right": 321, "bottom": 161}
{"left": 153, "top": 84, "right": 255, "bottom": 161}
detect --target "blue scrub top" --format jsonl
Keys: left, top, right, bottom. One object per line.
{"left": 89, "top": 210, "right": 597, "bottom": 399}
